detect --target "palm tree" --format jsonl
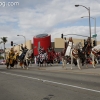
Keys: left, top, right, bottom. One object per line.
{"left": 1, "top": 37, "right": 8, "bottom": 59}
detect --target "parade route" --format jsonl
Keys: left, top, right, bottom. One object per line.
{"left": 26, "top": 64, "right": 100, "bottom": 75}
{"left": 1, "top": 64, "right": 100, "bottom": 75}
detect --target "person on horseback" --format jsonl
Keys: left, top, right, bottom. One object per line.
{"left": 20, "top": 45, "right": 28, "bottom": 60}
{"left": 6, "top": 48, "right": 15, "bottom": 68}
{"left": 9, "top": 48, "right": 15, "bottom": 59}
{"left": 65, "top": 37, "right": 74, "bottom": 56}
{"left": 85, "top": 37, "right": 92, "bottom": 57}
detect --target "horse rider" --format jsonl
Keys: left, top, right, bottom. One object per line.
{"left": 7, "top": 48, "right": 15, "bottom": 65}
{"left": 84, "top": 37, "right": 92, "bottom": 57}
{"left": 20, "top": 45, "right": 28, "bottom": 60}
{"left": 9, "top": 48, "right": 15, "bottom": 59}
{"left": 15, "top": 52, "right": 19, "bottom": 60}
{"left": 65, "top": 37, "right": 74, "bottom": 56}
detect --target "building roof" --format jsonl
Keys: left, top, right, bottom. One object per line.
{"left": 35, "top": 34, "right": 48, "bottom": 38}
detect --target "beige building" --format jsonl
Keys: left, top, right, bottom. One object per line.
{"left": 54, "top": 38, "right": 100, "bottom": 48}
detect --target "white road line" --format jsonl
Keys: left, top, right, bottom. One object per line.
{"left": 1, "top": 72, "right": 100, "bottom": 93}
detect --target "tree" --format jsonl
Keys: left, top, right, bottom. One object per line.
{"left": 0, "top": 37, "right": 8, "bottom": 59}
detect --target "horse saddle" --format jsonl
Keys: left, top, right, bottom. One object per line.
{"left": 72, "top": 49, "right": 78, "bottom": 58}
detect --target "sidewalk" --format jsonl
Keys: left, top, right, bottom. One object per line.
{"left": 30, "top": 64, "right": 100, "bottom": 75}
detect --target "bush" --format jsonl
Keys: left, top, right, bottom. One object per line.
{"left": 0, "top": 56, "right": 4, "bottom": 59}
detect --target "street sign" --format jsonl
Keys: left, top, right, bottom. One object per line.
{"left": 92, "top": 34, "right": 97, "bottom": 38}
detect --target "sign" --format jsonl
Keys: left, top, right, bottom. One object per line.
{"left": 92, "top": 34, "right": 97, "bottom": 38}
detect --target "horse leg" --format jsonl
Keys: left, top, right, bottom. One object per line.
{"left": 77, "top": 58, "right": 81, "bottom": 70}
{"left": 91, "top": 53, "right": 95, "bottom": 68}
{"left": 62, "top": 58, "right": 64, "bottom": 68}
{"left": 71, "top": 54, "right": 73, "bottom": 70}
{"left": 15, "top": 61, "right": 17, "bottom": 69}
{"left": 40, "top": 62, "right": 41, "bottom": 67}
{"left": 95, "top": 58, "right": 98, "bottom": 64}
{"left": 50, "top": 60, "right": 52, "bottom": 66}
{"left": 45, "top": 60, "right": 47, "bottom": 67}
{"left": 85, "top": 56, "right": 88, "bottom": 68}
{"left": 20, "top": 62, "right": 23, "bottom": 68}
{"left": 23, "top": 61, "right": 26, "bottom": 69}
{"left": 44, "top": 60, "right": 46, "bottom": 67}
{"left": 26, "top": 60, "right": 29, "bottom": 69}
{"left": 46, "top": 60, "right": 48, "bottom": 66}
{"left": 64, "top": 59, "right": 67, "bottom": 68}
{"left": 41, "top": 60, "right": 43, "bottom": 67}
{"left": 6, "top": 63, "right": 9, "bottom": 69}
{"left": 37, "top": 61, "right": 39, "bottom": 66}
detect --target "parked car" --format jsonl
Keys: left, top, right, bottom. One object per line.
{"left": 0, "top": 60, "right": 6, "bottom": 65}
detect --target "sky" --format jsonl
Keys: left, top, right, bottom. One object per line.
{"left": 0, "top": 0, "right": 100, "bottom": 48}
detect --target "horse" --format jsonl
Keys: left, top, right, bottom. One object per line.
{"left": 82, "top": 42, "right": 99, "bottom": 68}
{"left": 89, "top": 45, "right": 100, "bottom": 68}
{"left": 65, "top": 42, "right": 86, "bottom": 69}
{"left": 6, "top": 53, "right": 19, "bottom": 69}
{"left": 22, "top": 49, "right": 33, "bottom": 69}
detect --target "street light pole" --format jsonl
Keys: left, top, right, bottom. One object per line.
{"left": 17, "top": 35, "right": 26, "bottom": 46}
{"left": 94, "top": 18, "right": 96, "bottom": 41}
{"left": 88, "top": 7, "right": 91, "bottom": 42}
{"left": 75, "top": 5, "right": 91, "bottom": 42}
{"left": 81, "top": 16, "right": 96, "bottom": 41}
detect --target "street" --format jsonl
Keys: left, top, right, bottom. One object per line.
{"left": 0, "top": 64, "right": 100, "bottom": 100}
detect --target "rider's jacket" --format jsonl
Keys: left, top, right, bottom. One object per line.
{"left": 21, "top": 46, "right": 28, "bottom": 54}
{"left": 19, "top": 46, "right": 28, "bottom": 60}
{"left": 9, "top": 50, "right": 15, "bottom": 59}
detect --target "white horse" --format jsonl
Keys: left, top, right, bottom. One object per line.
{"left": 65, "top": 42, "right": 85, "bottom": 70}
{"left": 23, "top": 49, "right": 33, "bottom": 69}
{"left": 90, "top": 45, "right": 100, "bottom": 68}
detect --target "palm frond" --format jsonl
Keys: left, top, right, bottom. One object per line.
{"left": 0, "top": 37, "right": 8, "bottom": 43}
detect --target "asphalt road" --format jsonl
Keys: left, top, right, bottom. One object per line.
{"left": 0, "top": 65, "right": 100, "bottom": 100}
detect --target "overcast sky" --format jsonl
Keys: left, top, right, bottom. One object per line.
{"left": 0, "top": 0, "right": 100, "bottom": 48}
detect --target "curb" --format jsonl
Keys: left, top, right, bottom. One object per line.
{"left": 31, "top": 67, "right": 100, "bottom": 76}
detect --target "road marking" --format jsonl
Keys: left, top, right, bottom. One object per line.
{"left": 1, "top": 71, "right": 100, "bottom": 93}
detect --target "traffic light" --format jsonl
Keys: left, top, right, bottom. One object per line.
{"left": 61, "top": 34, "right": 63, "bottom": 39}
{"left": 11, "top": 41, "right": 13, "bottom": 46}
{"left": 93, "top": 40, "right": 96, "bottom": 46}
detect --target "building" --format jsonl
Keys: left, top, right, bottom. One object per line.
{"left": 54, "top": 38, "right": 100, "bottom": 52}
{"left": 33, "top": 34, "right": 51, "bottom": 56}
